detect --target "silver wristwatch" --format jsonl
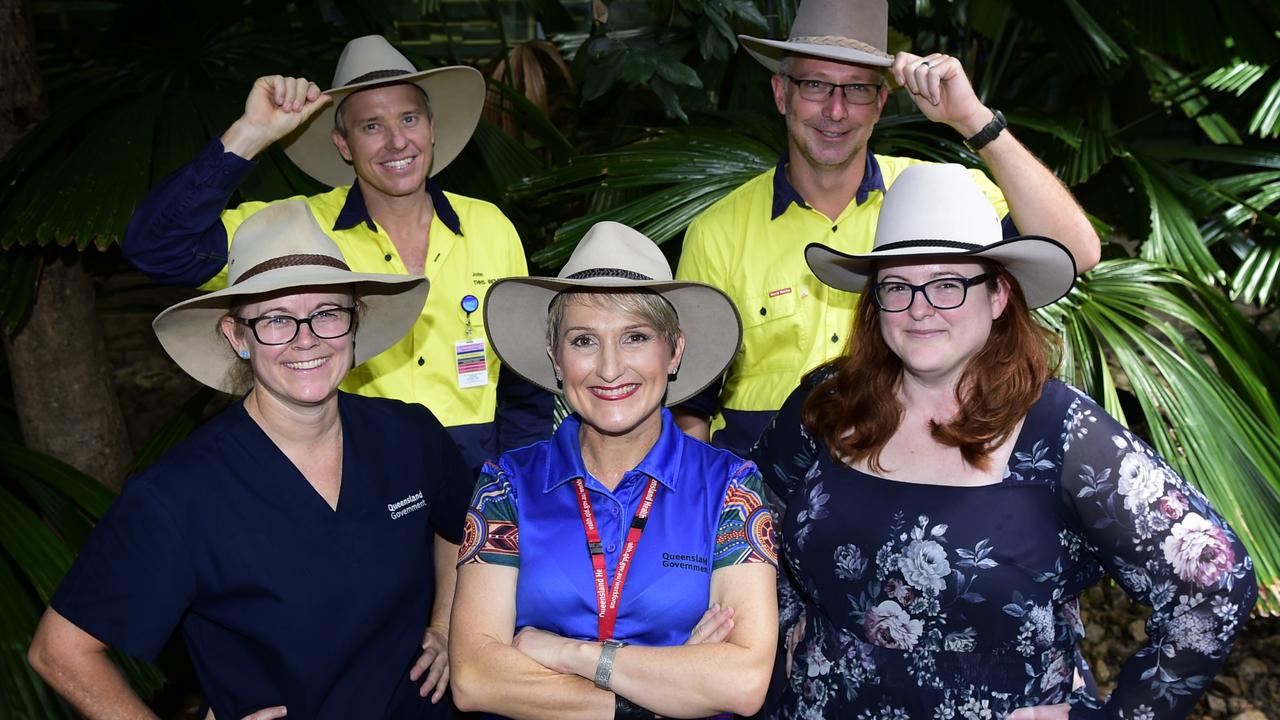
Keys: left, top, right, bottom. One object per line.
{"left": 593, "top": 639, "right": 627, "bottom": 690}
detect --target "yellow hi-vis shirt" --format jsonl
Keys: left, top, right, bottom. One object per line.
{"left": 676, "top": 153, "right": 1007, "bottom": 448}
{"left": 199, "top": 182, "right": 527, "bottom": 432}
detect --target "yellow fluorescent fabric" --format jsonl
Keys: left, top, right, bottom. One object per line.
{"left": 676, "top": 155, "right": 1007, "bottom": 437}
{"left": 201, "top": 186, "right": 527, "bottom": 428}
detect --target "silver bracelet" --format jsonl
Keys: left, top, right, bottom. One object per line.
{"left": 593, "top": 639, "right": 627, "bottom": 690}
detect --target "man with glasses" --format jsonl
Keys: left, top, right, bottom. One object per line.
{"left": 673, "top": 0, "right": 1100, "bottom": 454}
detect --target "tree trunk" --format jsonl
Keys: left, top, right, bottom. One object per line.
{"left": 1, "top": 0, "right": 133, "bottom": 490}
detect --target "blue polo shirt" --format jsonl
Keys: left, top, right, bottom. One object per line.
{"left": 52, "top": 393, "right": 471, "bottom": 719}
{"left": 458, "top": 409, "right": 776, "bottom": 648}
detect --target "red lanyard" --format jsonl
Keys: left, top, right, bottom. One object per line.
{"left": 571, "top": 476, "right": 660, "bottom": 641}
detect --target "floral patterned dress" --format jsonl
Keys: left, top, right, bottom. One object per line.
{"left": 752, "top": 373, "right": 1256, "bottom": 720}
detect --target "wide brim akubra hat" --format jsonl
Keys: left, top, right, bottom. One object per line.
{"left": 281, "top": 34, "right": 485, "bottom": 188}
{"left": 484, "top": 221, "right": 742, "bottom": 407}
{"left": 153, "top": 200, "right": 430, "bottom": 393}
{"left": 805, "top": 163, "right": 1077, "bottom": 309}
{"left": 739, "top": 0, "right": 894, "bottom": 71}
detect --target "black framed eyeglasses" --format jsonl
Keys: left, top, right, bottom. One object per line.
{"left": 785, "top": 75, "right": 883, "bottom": 105}
{"left": 871, "top": 274, "right": 992, "bottom": 312}
{"left": 235, "top": 306, "right": 357, "bottom": 345}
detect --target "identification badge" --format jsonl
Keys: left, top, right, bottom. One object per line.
{"left": 455, "top": 339, "right": 489, "bottom": 388}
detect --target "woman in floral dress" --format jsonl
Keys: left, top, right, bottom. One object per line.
{"left": 754, "top": 164, "right": 1256, "bottom": 719}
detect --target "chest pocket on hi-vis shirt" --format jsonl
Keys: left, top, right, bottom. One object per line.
{"left": 742, "top": 275, "right": 804, "bottom": 372}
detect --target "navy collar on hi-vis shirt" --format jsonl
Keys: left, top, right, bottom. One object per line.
{"left": 541, "top": 409, "right": 685, "bottom": 494}
{"left": 770, "top": 149, "right": 888, "bottom": 219}
{"left": 334, "top": 178, "right": 463, "bottom": 235}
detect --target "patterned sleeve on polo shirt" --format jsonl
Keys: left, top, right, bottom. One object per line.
{"left": 457, "top": 461, "right": 520, "bottom": 567}
{"left": 712, "top": 462, "right": 778, "bottom": 569}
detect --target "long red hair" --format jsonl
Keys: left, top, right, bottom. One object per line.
{"left": 801, "top": 265, "right": 1059, "bottom": 472}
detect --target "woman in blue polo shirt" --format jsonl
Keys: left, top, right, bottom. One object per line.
{"left": 449, "top": 222, "right": 778, "bottom": 720}
{"left": 28, "top": 200, "right": 471, "bottom": 719}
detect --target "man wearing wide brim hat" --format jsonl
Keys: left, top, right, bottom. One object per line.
{"left": 673, "top": 0, "right": 1101, "bottom": 456}
{"left": 121, "top": 34, "right": 551, "bottom": 473}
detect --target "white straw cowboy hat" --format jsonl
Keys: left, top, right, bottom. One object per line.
{"left": 484, "top": 221, "right": 742, "bottom": 406}
{"left": 739, "top": 0, "right": 894, "bottom": 72}
{"left": 153, "top": 200, "right": 430, "bottom": 393}
{"left": 805, "top": 164, "right": 1077, "bottom": 309}
{"left": 281, "top": 34, "right": 485, "bottom": 188}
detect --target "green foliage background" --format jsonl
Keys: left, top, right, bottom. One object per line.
{"left": 1, "top": 0, "right": 1277, "bottom": 714}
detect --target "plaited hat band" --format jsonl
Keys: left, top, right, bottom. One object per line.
{"left": 564, "top": 268, "right": 654, "bottom": 281}
{"left": 787, "top": 35, "right": 886, "bottom": 55}
{"left": 236, "top": 254, "right": 351, "bottom": 284}
{"left": 873, "top": 240, "right": 982, "bottom": 253}
{"left": 345, "top": 69, "right": 414, "bottom": 85}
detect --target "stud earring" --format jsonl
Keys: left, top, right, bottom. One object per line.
{"left": 238, "top": 349, "right": 250, "bottom": 360}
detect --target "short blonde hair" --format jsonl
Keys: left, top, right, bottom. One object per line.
{"left": 546, "top": 289, "right": 681, "bottom": 354}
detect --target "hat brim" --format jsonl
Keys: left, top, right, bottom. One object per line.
{"left": 153, "top": 267, "right": 429, "bottom": 393}
{"left": 483, "top": 276, "right": 742, "bottom": 407}
{"left": 805, "top": 235, "right": 1077, "bottom": 309}
{"left": 281, "top": 65, "right": 486, "bottom": 188}
{"left": 739, "top": 35, "right": 894, "bottom": 72}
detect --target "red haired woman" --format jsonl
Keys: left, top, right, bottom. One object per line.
{"left": 753, "top": 164, "right": 1255, "bottom": 720}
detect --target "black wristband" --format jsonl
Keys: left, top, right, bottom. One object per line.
{"left": 614, "top": 695, "right": 659, "bottom": 720}
{"left": 963, "top": 109, "right": 1007, "bottom": 152}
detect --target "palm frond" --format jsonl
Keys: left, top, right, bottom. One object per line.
{"left": 511, "top": 120, "right": 779, "bottom": 267}
{"left": 1138, "top": 50, "right": 1242, "bottom": 145}
{"left": 1122, "top": 153, "right": 1226, "bottom": 284}
{"left": 1248, "top": 73, "right": 1280, "bottom": 139}
{"left": 1232, "top": 241, "right": 1280, "bottom": 306}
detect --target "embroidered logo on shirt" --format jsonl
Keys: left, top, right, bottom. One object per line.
{"left": 662, "top": 552, "right": 710, "bottom": 573}
{"left": 388, "top": 491, "right": 426, "bottom": 520}
{"left": 768, "top": 287, "right": 792, "bottom": 298}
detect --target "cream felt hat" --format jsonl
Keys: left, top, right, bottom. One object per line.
{"left": 483, "top": 222, "right": 741, "bottom": 406}
{"left": 739, "top": 0, "right": 894, "bottom": 72}
{"left": 281, "top": 34, "right": 485, "bottom": 187}
{"left": 804, "top": 164, "right": 1077, "bottom": 309}
{"left": 152, "top": 200, "right": 430, "bottom": 393}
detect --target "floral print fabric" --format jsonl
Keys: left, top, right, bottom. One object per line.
{"left": 752, "top": 375, "right": 1256, "bottom": 719}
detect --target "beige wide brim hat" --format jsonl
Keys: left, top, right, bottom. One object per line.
{"left": 805, "top": 163, "right": 1077, "bottom": 309}
{"left": 484, "top": 222, "right": 741, "bottom": 407}
{"left": 281, "top": 35, "right": 486, "bottom": 188}
{"left": 739, "top": 0, "right": 894, "bottom": 72}
{"left": 153, "top": 200, "right": 430, "bottom": 393}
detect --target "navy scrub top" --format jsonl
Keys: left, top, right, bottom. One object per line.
{"left": 52, "top": 392, "right": 472, "bottom": 719}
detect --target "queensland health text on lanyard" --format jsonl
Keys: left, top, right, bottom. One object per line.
{"left": 571, "top": 476, "right": 660, "bottom": 641}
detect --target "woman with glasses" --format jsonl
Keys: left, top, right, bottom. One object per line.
{"left": 753, "top": 165, "right": 1255, "bottom": 719}
{"left": 29, "top": 201, "right": 471, "bottom": 719}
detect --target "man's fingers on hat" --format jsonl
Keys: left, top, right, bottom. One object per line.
{"left": 889, "top": 51, "right": 922, "bottom": 85}
{"left": 909, "top": 54, "right": 950, "bottom": 105}
{"left": 280, "top": 77, "right": 315, "bottom": 113}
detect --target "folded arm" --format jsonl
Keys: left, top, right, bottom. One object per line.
{"left": 449, "top": 563, "right": 615, "bottom": 720}
{"left": 522, "top": 562, "right": 778, "bottom": 718}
